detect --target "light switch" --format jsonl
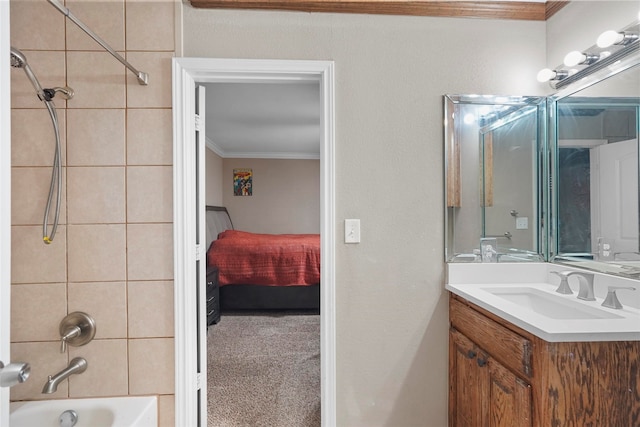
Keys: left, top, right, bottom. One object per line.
{"left": 516, "top": 217, "right": 528, "bottom": 230}
{"left": 345, "top": 219, "right": 361, "bottom": 243}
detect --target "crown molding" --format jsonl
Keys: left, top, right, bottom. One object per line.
{"left": 189, "top": 0, "right": 566, "bottom": 21}
{"left": 545, "top": 1, "right": 569, "bottom": 20}
{"left": 205, "top": 136, "right": 320, "bottom": 159}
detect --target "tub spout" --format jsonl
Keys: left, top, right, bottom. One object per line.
{"left": 42, "top": 357, "right": 87, "bottom": 394}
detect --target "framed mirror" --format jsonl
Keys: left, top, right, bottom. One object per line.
{"left": 550, "top": 49, "right": 640, "bottom": 278}
{"left": 444, "top": 95, "right": 546, "bottom": 262}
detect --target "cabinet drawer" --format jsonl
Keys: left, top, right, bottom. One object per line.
{"left": 450, "top": 297, "right": 532, "bottom": 379}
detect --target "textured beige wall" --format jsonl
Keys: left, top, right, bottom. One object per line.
{"left": 10, "top": 0, "right": 176, "bottom": 425}
{"left": 221, "top": 158, "right": 320, "bottom": 234}
{"left": 205, "top": 148, "right": 224, "bottom": 206}
{"left": 184, "top": 7, "right": 547, "bottom": 426}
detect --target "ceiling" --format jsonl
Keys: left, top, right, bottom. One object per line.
{"left": 204, "top": 81, "right": 321, "bottom": 159}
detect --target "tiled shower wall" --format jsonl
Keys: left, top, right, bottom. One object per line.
{"left": 10, "top": 0, "right": 176, "bottom": 424}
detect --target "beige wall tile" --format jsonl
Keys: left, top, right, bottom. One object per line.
{"left": 125, "top": 0, "right": 174, "bottom": 51}
{"left": 128, "top": 338, "right": 174, "bottom": 395}
{"left": 11, "top": 283, "right": 67, "bottom": 342}
{"left": 68, "top": 340, "right": 128, "bottom": 397}
{"left": 127, "top": 109, "right": 173, "bottom": 165}
{"left": 68, "top": 282, "right": 127, "bottom": 339}
{"left": 127, "top": 224, "right": 174, "bottom": 281}
{"left": 126, "top": 52, "right": 173, "bottom": 108}
{"left": 12, "top": 167, "right": 66, "bottom": 226}
{"left": 68, "top": 224, "right": 126, "bottom": 282}
{"left": 11, "top": 225, "right": 67, "bottom": 284}
{"left": 10, "top": 0, "right": 65, "bottom": 51}
{"left": 158, "top": 394, "right": 175, "bottom": 427}
{"left": 128, "top": 281, "right": 174, "bottom": 338}
{"left": 66, "top": 0, "right": 125, "bottom": 51}
{"left": 12, "top": 108, "right": 66, "bottom": 167}
{"left": 10, "top": 342, "right": 68, "bottom": 401}
{"left": 10, "top": 50, "right": 67, "bottom": 109}
{"left": 67, "top": 52, "right": 126, "bottom": 109}
{"left": 67, "top": 167, "right": 126, "bottom": 224}
{"left": 9, "top": 0, "right": 178, "bottom": 408}
{"left": 127, "top": 166, "right": 173, "bottom": 223}
{"left": 67, "top": 109, "right": 125, "bottom": 166}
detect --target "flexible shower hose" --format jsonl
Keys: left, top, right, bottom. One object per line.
{"left": 42, "top": 100, "right": 62, "bottom": 244}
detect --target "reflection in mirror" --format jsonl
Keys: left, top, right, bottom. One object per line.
{"left": 552, "top": 59, "right": 640, "bottom": 278}
{"left": 444, "top": 95, "right": 546, "bottom": 263}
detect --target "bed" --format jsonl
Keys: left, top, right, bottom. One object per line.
{"left": 205, "top": 206, "right": 321, "bottom": 313}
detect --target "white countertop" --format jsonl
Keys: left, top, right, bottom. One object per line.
{"left": 446, "top": 281, "right": 640, "bottom": 342}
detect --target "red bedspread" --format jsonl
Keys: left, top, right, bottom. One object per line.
{"left": 207, "top": 230, "right": 320, "bottom": 286}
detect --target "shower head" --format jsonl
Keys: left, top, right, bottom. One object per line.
{"left": 10, "top": 47, "right": 27, "bottom": 68}
{"left": 10, "top": 46, "right": 50, "bottom": 102}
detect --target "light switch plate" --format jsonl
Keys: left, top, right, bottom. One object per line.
{"left": 516, "top": 217, "right": 528, "bottom": 230}
{"left": 345, "top": 219, "right": 360, "bottom": 243}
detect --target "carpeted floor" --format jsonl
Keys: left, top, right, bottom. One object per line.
{"left": 207, "top": 311, "right": 321, "bottom": 427}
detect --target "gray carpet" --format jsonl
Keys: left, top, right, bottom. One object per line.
{"left": 207, "top": 312, "right": 321, "bottom": 426}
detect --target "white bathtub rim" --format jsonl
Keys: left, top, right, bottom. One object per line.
{"left": 10, "top": 395, "right": 158, "bottom": 427}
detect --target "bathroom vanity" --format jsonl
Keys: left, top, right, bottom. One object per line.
{"left": 449, "top": 293, "right": 640, "bottom": 427}
{"left": 443, "top": 19, "right": 640, "bottom": 427}
{"left": 446, "top": 262, "right": 640, "bottom": 427}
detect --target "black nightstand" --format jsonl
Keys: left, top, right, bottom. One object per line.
{"left": 206, "top": 266, "right": 220, "bottom": 326}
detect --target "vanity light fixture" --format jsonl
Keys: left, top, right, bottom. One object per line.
{"left": 536, "top": 68, "right": 569, "bottom": 83}
{"left": 597, "top": 30, "right": 638, "bottom": 48}
{"left": 538, "top": 20, "right": 639, "bottom": 89}
{"left": 563, "top": 51, "right": 600, "bottom": 67}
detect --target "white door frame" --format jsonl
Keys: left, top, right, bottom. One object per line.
{"left": 1, "top": 3, "right": 12, "bottom": 425}
{"left": 172, "top": 57, "right": 336, "bottom": 427}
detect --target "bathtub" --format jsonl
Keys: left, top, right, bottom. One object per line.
{"left": 10, "top": 396, "right": 157, "bottom": 427}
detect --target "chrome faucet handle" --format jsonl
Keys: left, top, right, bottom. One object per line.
{"left": 566, "top": 271, "right": 595, "bottom": 301}
{"left": 550, "top": 271, "right": 574, "bottom": 295}
{"left": 602, "top": 286, "right": 637, "bottom": 310}
{"left": 60, "top": 325, "right": 81, "bottom": 353}
{"left": 58, "top": 312, "right": 96, "bottom": 354}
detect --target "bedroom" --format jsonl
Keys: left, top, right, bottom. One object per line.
{"left": 203, "top": 81, "right": 322, "bottom": 424}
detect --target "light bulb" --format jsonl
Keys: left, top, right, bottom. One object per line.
{"left": 597, "top": 30, "right": 624, "bottom": 48}
{"left": 564, "top": 51, "right": 586, "bottom": 67}
{"left": 536, "top": 68, "right": 569, "bottom": 83}
{"left": 537, "top": 68, "right": 555, "bottom": 82}
{"left": 564, "top": 50, "right": 600, "bottom": 67}
{"left": 463, "top": 113, "right": 475, "bottom": 125}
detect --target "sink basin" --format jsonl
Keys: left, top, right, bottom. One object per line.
{"left": 482, "top": 287, "right": 624, "bottom": 320}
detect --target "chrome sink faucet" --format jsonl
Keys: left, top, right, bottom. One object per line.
{"left": 42, "top": 357, "right": 87, "bottom": 394}
{"left": 551, "top": 271, "right": 595, "bottom": 301}
{"left": 569, "top": 271, "right": 596, "bottom": 301}
{"left": 602, "top": 286, "right": 637, "bottom": 310}
{"left": 550, "top": 271, "right": 573, "bottom": 295}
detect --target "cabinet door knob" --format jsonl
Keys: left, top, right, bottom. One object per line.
{"left": 467, "top": 350, "right": 477, "bottom": 359}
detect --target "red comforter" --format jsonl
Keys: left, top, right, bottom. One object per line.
{"left": 207, "top": 230, "right": 320, "bottom": 286}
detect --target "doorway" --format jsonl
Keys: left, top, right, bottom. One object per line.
{"left": 172, "top": 58, "right": 336, "bottom": 426}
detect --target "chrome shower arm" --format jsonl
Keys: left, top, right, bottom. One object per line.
{"left": 46, "top": 0, "right": 149, "bottom": 86}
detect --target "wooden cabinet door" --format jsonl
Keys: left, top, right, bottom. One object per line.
{"left": 486, "top": 356, "right": 532, "bottom": 427}
{"left": 450, "top": 328, "right": 532, "bottom": 427}
{"left": 450, "top": 328, "right": 485, "bottom": 427}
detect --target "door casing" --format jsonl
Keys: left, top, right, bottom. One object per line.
{"left": 172, "top": 57, "right": 336, "bottom": 426}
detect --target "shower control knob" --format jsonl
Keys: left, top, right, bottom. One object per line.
{"left": 59, "top": 312, "right": 96, "bottom": 353}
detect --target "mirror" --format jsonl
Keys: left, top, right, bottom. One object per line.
{"left": 551, "top": 56, "right": 640, "bottom": 278}
{"left": 444, "top": 95, "right": 546, "bottom": 262}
